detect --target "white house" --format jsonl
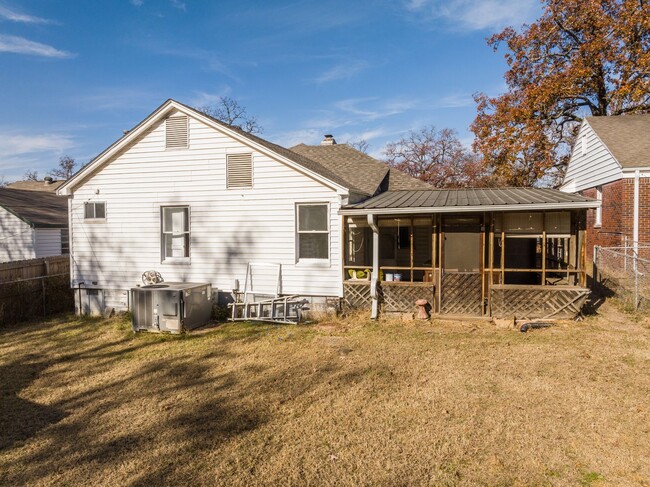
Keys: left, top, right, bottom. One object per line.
{"left": 560, "top": 114, "right": 650, "bottom": 260}
{"left": 0, "top": 188, "right": 69, "bottom": 263}
{"left": 57, "top": 99, "right": 427, "bottom": 314}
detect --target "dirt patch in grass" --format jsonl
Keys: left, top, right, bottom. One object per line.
{"left": 1, "top": 303, "right": 649, "bottom": 486}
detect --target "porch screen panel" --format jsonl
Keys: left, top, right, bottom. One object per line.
{"left": 443, "top": 217, "right": 481, "bottom": 272}
{"left": 444, "top": 233, "right": 480, "bottom": 271}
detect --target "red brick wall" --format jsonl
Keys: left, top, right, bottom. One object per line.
{"left": 582, "top": 177, "right": 650, "bottom": 261}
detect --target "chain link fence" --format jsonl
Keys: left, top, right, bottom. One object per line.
{"left": 593, "top": 244, "right": 650, "bottom": 310}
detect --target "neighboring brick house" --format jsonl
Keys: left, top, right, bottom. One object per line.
{"left": 561, "top": 114, "right": 650, "bottom": 261}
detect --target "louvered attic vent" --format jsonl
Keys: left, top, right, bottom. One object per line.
{"left": 166, "top": 115, "right": 188, "bottom": 149}
{"left": 226, "top": 153, "right": 253, "bottom": 189}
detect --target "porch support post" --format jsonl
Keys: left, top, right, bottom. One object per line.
{"left": 368, "top": 213, "right": 380, "bottom": 320}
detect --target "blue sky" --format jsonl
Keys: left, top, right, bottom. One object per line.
{"left": 0, "top": 0, "right": 541, "bottom": 182}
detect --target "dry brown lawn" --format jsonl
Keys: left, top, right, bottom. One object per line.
{"left": 1, "top": 303, "right": 649, "bottom": 486}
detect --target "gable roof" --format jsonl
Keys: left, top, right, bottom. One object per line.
{"left": 586, "top": 114, "right": 650, "bottom": 168}
{"left": 7, "top": 180, "right": 66, "bottom": 193}
{"left": 58, "top": 99, "right": 359, "bottom": 196}
{"left": 340, "top": 188, "right": 599, "bottom": 215}
{"left": 0, "top": 188, "right": 68, "bottom": 228}
{"left": 290, "top": 143, "right": 431, "bottom": 195}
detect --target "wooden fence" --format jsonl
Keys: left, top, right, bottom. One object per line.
{"left": 0, "top": 255, "right": 74, "bottom": 325}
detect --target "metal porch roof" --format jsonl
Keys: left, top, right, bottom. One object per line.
{"left": 340, "top": 188, "right": 599, "bottom": 215}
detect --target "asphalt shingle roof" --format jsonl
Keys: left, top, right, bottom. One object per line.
{"left": 586, "top": 114, "right": 650, "bottom": 168}
{"left": 341, "top": 188, "right": 598, "bottom": 213}
{"left": 0, "top": 188, "right": 68, "bottom": 227}
{"left": 7, "top": 180, "right": 66, "bottom": 193}
{"left": 290, "top": 143, "right": 431, "bottom": 195}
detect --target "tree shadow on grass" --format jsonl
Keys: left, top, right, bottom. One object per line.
{"left": 0, "top": 317, "right": 387, "bottom": 486}
{"left": 0, "top": 359, "right": 67, "bottom": 451}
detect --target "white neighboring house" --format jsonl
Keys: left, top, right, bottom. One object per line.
{"left": 560, "top": 113, "right": 650, "bottom": 260}
{"left": 0, "top": 188, "right": 69, "bottom": 263}
{"left": 57, "top": 99, "right": 428, "bottom": 314}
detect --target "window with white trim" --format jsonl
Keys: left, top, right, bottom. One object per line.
{"left": 161, "top": 206, "right": 190, "bottom": 261}
{"left": 84, "top": 202, "right": 106, "bottom": 220}
{"left": 595, "top": 185, "right": 602, "bottom": 227}
{"left": 296, "top": 203, "right": 329, "bottom": 261}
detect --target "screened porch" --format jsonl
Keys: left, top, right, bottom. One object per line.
{"left": 339, "top": 188, "right": 598, "bottom": 319}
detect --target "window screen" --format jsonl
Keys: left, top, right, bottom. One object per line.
{"left": 84, "top": 202, "right": 106, "bottom": 219}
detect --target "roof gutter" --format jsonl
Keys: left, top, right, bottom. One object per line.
{"left": 339, "top": 200, "right": 601, "bottom": 216}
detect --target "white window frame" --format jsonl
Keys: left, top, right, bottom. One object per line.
{"left": 595, "top": 185, "right": 602, "bottom": 227}
{"left": 161, "top": 206, "right": 191, "bottom": 263}
{"left": 296, "top": 202, "right": 330, "bottom": 265}
{"left": 84, "top": 202, "right": 106, "bottom": 221}
{"left": 580, "top": 134, "right": 587, "bottom": 156}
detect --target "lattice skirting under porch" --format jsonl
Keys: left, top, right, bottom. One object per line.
{"left": 490, "top": 285, "right": 590, "bottom": 319}
{"left": 382, "top": 284, "right": 435, "bottom": 313}
{"left": 441, "top": 273, "right": 483, "bottom": 316}
{"left": 343, "top": 282, "right": 373, "bottom": 311}
{"left": 343, "top": 282, "right": 435, "bottom": 314}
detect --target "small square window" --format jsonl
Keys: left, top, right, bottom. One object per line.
{"left": 84, "top": 202, "right": 106, "bottom": 220}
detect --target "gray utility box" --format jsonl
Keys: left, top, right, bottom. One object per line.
{"left": 131, "top": 282, "right": 212, "bottom": 333}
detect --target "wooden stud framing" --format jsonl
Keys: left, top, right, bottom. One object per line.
{"left": 410, "top": 219, "right": 414, "bottom": 283}
{"left": 478, "top": 213, "right": 485, "bottom": 316}
{"left": 541, "top": 212, "right": 547, "bottom": 286}
{"left": 438, "top": 216, "right": 443, "bottom": 313}
{"left": 500, "top": 214, "right": 505, "bottom": 285}
{"left": 488, "top": 212, "right": 494, "bottom": 313}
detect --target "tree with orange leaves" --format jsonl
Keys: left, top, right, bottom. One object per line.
{"left": 472, "top": 0, "right": 649, "bottom": 187}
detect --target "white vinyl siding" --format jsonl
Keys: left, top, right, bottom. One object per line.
{"left": 562, "top": 121, "right": 623, "bottom": 192}
{"left": 68, "top": 109, "right": 343, "bottom": 306}
{"left": 165, "top": 115, "right": 188, "bottom": 149}
{"left": 226, "top": 153, "right": 253, "bottom": 189}
{"left": 0, "top": 207, "right": 35, "bottom": 262}
{"left": 34, "top": 228, "right": 63, "bottom": 258}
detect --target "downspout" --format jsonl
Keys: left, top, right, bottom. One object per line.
{"left": 367, "top": 213, "right": 379, "bottom": 320}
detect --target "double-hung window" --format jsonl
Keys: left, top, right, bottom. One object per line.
{"left": 296, "top": 203, "right": 329, "bottom": 261}
{"left": 161, "top": 206, "right": 190, "bottom": 261}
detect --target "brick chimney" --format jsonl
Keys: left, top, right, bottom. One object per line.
{"left": 321, "top": 134, "right": 336, "bottom": 146}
